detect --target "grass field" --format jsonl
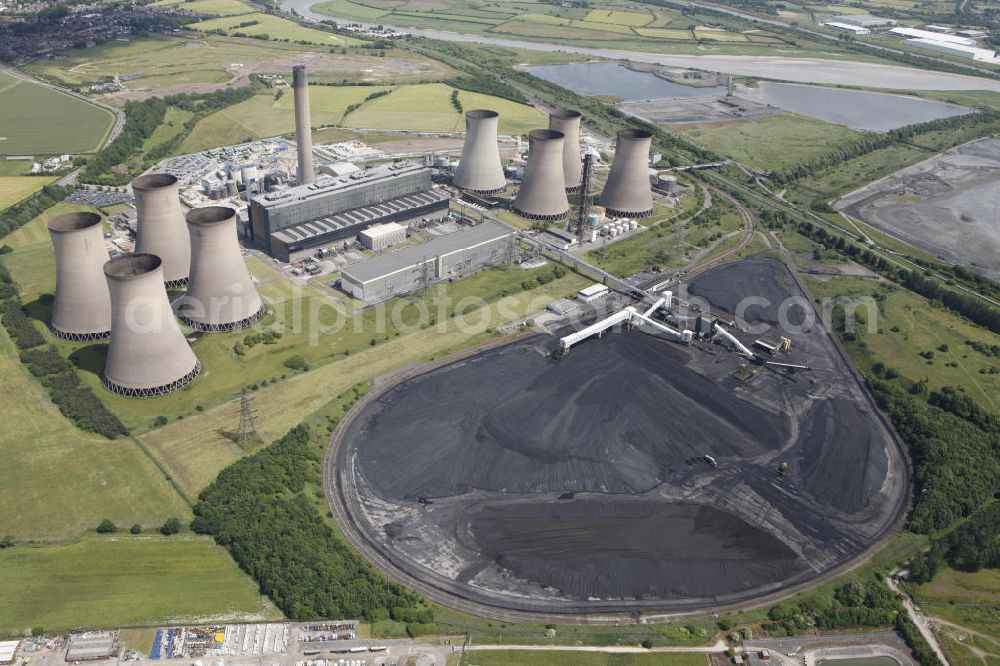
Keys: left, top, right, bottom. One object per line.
{"left": 0, "top": 537, "right": 281, "bottom": 634}
{"left": 800, "top": 275, "right": 1000, "bottom": 414}
{"left": 187, "top": 12, "right": 364, "bottom": 45}
{"left": 0, "top": 73, "right": 114, "bottom": 155}
{"left": 915, "top": 567, "right": 1000, "bottom": 605}
{"left": 0, "top": 176, "right": 57, "bottom": 210}
{"left": 150, "top": 0, "right": 254, "bottom": 16}
{"left": 463, "top": 653, "right": 708, "bottom": 666}
{"left": 584, "top": 8, "right": 654, "bottom": 26}
{"left": 678, "top": 114, "right": 861, "bottom": 172}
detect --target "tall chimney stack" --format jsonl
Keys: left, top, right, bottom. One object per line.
{"left": 292, "top": 65, "right": 315, "bottom": 186}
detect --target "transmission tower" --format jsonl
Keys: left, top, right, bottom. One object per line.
{"left": 236, "top": 389, "right": 257, "bottom": 446}
{"left": 575, "top": 152, "right": 594, "bottom": 238}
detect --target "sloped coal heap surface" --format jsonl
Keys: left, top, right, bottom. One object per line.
{"left": 359, "top": 333, "right": 787, "bottom": 500}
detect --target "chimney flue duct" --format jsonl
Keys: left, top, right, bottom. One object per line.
{"left": 292, "top": 65, "right": 315, "bottom": 186}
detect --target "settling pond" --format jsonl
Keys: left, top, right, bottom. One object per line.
{"left": 521, "top": 62, "right": 727, "bottom": 100}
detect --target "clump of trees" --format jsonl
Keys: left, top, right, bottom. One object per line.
{"left": 0, "top": 185, "right": 75, "bottom": 237}
{"left": 192, "top": 421, "right": 428, "bottom": 621}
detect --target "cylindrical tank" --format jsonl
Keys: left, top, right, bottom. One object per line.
{"left": 453, "top": 109, "right": 506, "bottom": 194}
{"left": 512, "top": 129, "right": 569, "bottom": 221}
{"left": 659, "top": 173, "right": 678, "bottom": 192}
{"left": 548, "top": 108, "right": 582, "bottom": 190}
{"left": 180, "top": 206, "right": 263, "bottom": 331}
{"left": 240, "top": 165, "right": 257, "bottom": 194}
{"left": 103, "top": 254, "right": 200, "bottom": 397}
{"left": 132, "top": 173, "right": 191, "bottom": 287}
{"left": 600, "top": 129, "right": 655, "bottom": 218}
{"left": 47, "top": 212, "right": 112, "bottom": 340}
{"left": 434, "top": 155, "right": 450, "bottom": 168}
{"left": 292, "top": 65, "right": 315, "bottom": 186}
{"left": 586, "top": 212, "right": 600, "bottom": 228}
{"left": 226, "top": 180, "right": 239, "bottom": 198}
{"left": 630, "top": 219, "right": 639, "bottom": 230}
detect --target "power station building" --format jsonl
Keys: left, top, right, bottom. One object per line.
{"left": 248, "top": 161, "right": 446, "bottom": 260}
{"left": 47, "top": 211, "right": 112, "bottom": 340}
{"left": 340, "top": 222, "right": 512, "bottom": 302}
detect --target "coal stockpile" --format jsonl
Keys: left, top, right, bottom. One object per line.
{"left": 357, "top": 333, "right": 787, "bottom": 500}
{"left": 467, "top": 500, "right": 806, "bottom": 600}
{"left": 335, "top": 257, "right": 907, "bottom": 614}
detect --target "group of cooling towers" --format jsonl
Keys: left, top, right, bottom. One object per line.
{"left": 47, "top": 174, "right": 262, "bottom": 398}
{"left": 454, "top": 108, "right": 655, "bottom": 220}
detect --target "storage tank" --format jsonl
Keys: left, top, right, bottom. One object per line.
{"left": 586, "top": 212, "right": 601, "bottom": 228}
{"left": 453, "top": 110, "right": 506, "bottom": 194}
{"left": 132, "top": 173, "right": 191, "bottom": 287}
{"left": 658, "top": 173, "right": 678, "bottom": 193}
{"left": 47, "top": 212, "right": 112, "bottom": 340}
{"left": 600, "top": 129, "right": 655, "bottom": 218}
{"left": 512, "top": 129, "right": 569, "bottom": 221}
{"left": 548, "top": 108, "right": 582, "bottom": 190}
{"left": 226, "top": 180, "right": 239, "bottom": 198}
{"left": 102, "top": 254, "right": 200, "bottom": 397}
{"left": 179, "top": 206, "right": 263, "bottom": 331}
{"left": 292, "top": 65, "right": 315, "bottom": 186}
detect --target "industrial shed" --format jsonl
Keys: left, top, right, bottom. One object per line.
{"left": 340, "top": 222, "right": 512, "bottom": 302}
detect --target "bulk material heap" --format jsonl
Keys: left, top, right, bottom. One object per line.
{"left": 47, "top": 211, "right": 112, "bottom": 341}
{"left": 453, "top": 109, "right": 506, "bottom": 195}
{"left": 103, "top": 254, "right": 200, "bottom": 397}
{"left": 512, "top": 129, "right": 570, "bottom": 221}
{"left": 600, "top": 129, "right": 655, "bottom": 218}
{"left": 179, "top": 206, "right": 264, "bottom": 331}
{"left": 548, "top": 109, "right": 583, "bottom": 191}
{"left": 132, "top": 173, "right": 191, "bottom": 287}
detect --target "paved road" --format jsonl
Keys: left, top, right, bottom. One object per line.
{"left": 1, "top": 66, "right": 125, "bottom": 148}
{"left": 467, "top": 641, "right": 728, "bottom": 653}
{"left": 279, "top": 0, "right": 1000, "bottom": 91}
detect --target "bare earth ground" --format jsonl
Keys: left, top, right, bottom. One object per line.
{"left": 836, "top": 137, "right": 1000, "bottom": 281}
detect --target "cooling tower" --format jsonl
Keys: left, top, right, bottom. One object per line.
{"left": 132, "top": 173, "right": 191, "bottom": 287}
{"left": 453, "top": 109, "right": 506, "bottom": 194}
{"left": 103, "top": 254, "right": 200, "bottom": 397}
{"left": 600, "top": 129, "right": 655, "bottom": 218}
{"left": 179, "top": 206, "right": 263, "bottom": 331}
{"left": 512, "top": 129, "right": 569, "bottom": 221}
{"left": 47, "top": 212, "right": 112, "bottom": 340}
{"left": 548, "top": 109, "right": 583, "bottom": 190}
{"left": 292, "top": 65, "right": 315, "bottom": 186}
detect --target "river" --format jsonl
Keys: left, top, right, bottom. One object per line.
{"left": 280, "top": 0, "right": 1000, "bottom": 92}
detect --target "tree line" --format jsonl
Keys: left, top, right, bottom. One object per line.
{"left": 0, "top": 185, "right": 75, "bottom": 237}
{"left": 0, "top": 263, "right": 128, "bottom": 439}
{"left": 191, "top": 392, "right": 430, "bottom": 623}
{"left": 774, "top": 111, "right": 1000, "bottom": 183}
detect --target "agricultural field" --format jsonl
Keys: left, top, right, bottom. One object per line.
{"left": 0, "top": 176, "right": 57, "bottom": 210}
{"left": 150, "top": 0, "right": 255, "bottom": 16}
{"left": 678, "top": 114, "right": 861, "bottom": 171}
{"left": 800, "top": 275, "right": 1000, "bottom": 415}
{"left": 0, "top": 537, "right": 281, "bottom": 634}
{"left": 181, "top": 82, "right": 542, "bottom": 152}
{"left": 187, "top": 12, "right": 364, "bottom": 46}
{"left": 20, "top": 35, "right": 453, "bottom": 102}
{"left": 0, "top": 73, "right": 114, "bottom": 155}
{"left": 312, "top": 0, "right": 795, "bottom": 52}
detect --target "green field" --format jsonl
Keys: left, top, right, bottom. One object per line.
{"left": 0, "top": 73, "right": 114, "bottom": 155}
{"left": 0, "top": 176, "right": 57, "bottom": 210}
{"left": 584, "top": 8, "right": 655, "bottom": 26}
{"left": 181, "top": 83, "right": 543, "bottom": 152}
{"left": 462, "top": 652, "right": 709, "bottom": 665}
{"left": 915, "top": 567, "right": 1000, "bottom": 605}
{"left": 800, "top": 275, "right": 1000, "bottom": 414}
{"left": 679, "top": 114, "right": 861, "bottom": 171}
{"left": 0, "top": 537, "right": 280, "bottom": 634}
{"left": 150, "top": 0, "right": 255, "bottom": 16}
{"left": 187, "top": 12, "right": 365, "bottom": 45}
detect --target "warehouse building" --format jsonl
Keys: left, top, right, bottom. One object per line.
{"left": 249, "top": 161, "right": 433, "bottom": 255}
{"left": 340, "top": 222, "right": 512, "bottom": 302}
{"left": 0, "top": 641, "right": 18, "bottom": 665}
{"left": 359, "top": 222, "right": 407, "bottom": 251}
{"left": 905, "top": 38, "right": 1000, "bottom": 61}
{"left": 889, "top": 27, "right": 976, "bottom": 45}
{"left": 824, "top": 21, "right": 871, "bottom": 35}
{"left": 268, "top": 189, "right": 448, "bottom": 262}
{"left": 834, "top": 14, "right": 896, "bottom": 27}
